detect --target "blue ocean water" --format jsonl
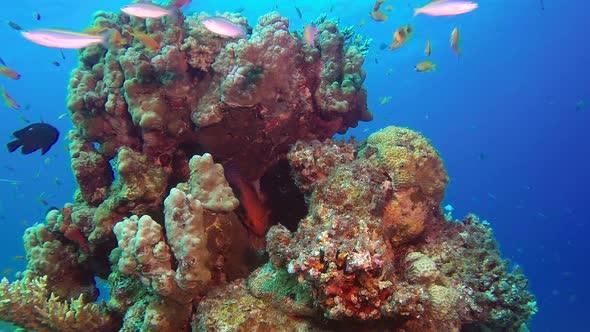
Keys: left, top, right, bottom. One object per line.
{"left": 0, "top": 0, "right": 587, "bottom": 331}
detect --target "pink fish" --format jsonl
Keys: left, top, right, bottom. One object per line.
{"left": 121, "top": 3, "right": 172, "bottom": 18}
{"left": 414, "top": 0, "right": 478, "bottom": 17}
{"left": 21, "top": 29, "right": 108, "bottom": 49}
{"left": 202, "top": 17, "right": 246, "bottom": 38}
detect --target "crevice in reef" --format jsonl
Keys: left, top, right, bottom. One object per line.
{"left": 260, "top": 158, "right": 308, "bottom": 232}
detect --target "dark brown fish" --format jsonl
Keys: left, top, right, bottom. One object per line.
{"left": 7, "top": 123, "right": 59, "bottom": 155}
{"left": 295, "top": 6, "right": 302, "bottom": 19}
{"left": 7, "top": 21, "right": 23, "bottom": 31}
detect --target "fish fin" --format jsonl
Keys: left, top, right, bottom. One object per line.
{"left": 41, "top": 145, "right": 51, "bottom": 155}
{"left": 21, "top": 144, "right": 38, "bottom": 154}
{"left": 6, "top": 140, "right": 22, "bottom": 153}
{"left": 223, "top": 162, "right": 242, "bottom": 188}
{"left": 413, "top": 8, "right": 419, "bottom": 17}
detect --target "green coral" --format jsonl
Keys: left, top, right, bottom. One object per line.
{"left": 247, "top": 263, "right": 316, "bottom": 317}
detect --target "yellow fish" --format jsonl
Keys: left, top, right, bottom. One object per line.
{"left": 425, "top": 39, "right": 432, "bottom": 56}
{"left": 415, "top": 60, "right": 436, "bottom": 72}
{"left": 370, "top": 11, "right": 388, "bottom": 22}
{"left": 370, "top": 0, "right": 388, "bottom": 21}
{"left": 451, "top": 27, "right": 461, "bottom": 56}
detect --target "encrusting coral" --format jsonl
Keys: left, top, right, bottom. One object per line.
{"left": 0, "top": 4, "right": 536, "bottom": 331}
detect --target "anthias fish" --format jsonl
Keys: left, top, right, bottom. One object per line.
{"left": 414, "top": 0, "right": 478, "bottom": 17}
{"left": 424, "top": 40, "right": 432, "bottom": 56}
{"left": 0, "top": 86, "right": 20, "bottom": 110}
{"left": 303, "top": 24, "right": 318, "bottom": 46}
{"left": 21, "top": 29, "right": 108, "bottom": 49}
{"left": 0, "top": 65, "right": 21, "bottom": 80}
{"left": 202, "top": 17, "right": 246, "bottom": 38}
{"left": 450, "top": 27, "right": 461, "bottom": 55}
{"left": 7, "top": 123, "right": 59, "bottom": 155}
{"left": 121, "top": 3, "right": 172, "bottom": 18}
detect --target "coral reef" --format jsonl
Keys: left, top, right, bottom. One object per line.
{"left": 0, "top": 6, "right": 535, "bottom": 332}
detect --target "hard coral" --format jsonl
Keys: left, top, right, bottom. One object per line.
{"left": 360, "top": 126, "right": 449, "bottom": 205}
{"left": 288, "top": 139, "right": 356, "bottom": 192}
{"left": 23, "top": 222, "right": 97, "bottom": 301}
{"left": 194, "top": 279, "right": 325, "bottom": 332}
{"left": 261, "top": 139, "right": 536, "bottom": 329}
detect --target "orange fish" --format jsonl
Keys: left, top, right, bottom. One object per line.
{"left": 83, "top": 26, "right": 109, "bottom": 34}
{"left": 111, "top": 29, "right": 123, "bottom": 47}
{"left": 132, "top": 31, "right": 160, "bottom": 52}
{"left": 226, "top": 169, "right": 271, "bottom": 237}
{"left": 0, "top": 65, "right": 21, "bottom": 80}
{"left": 303, "top": 25, "right": 318, "bottom": 46}
{"left": 0, "top": 86, "right": 20, "bottom": 110}
{"left": 390, "top": 24, "right": 413, "bottom": 50}
{"left": 64, "top": 227, "right": 89, "bottom": 252}
{"left": 451, "top": 27, "right": 461, "bottom": 55}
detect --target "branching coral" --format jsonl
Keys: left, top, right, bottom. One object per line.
{"left": 0, "top": 274, "right": 117, "bottom": 331}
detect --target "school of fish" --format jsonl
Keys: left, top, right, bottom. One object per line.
{"left": 0, "top": 0, "right": 482, "bottom": 234}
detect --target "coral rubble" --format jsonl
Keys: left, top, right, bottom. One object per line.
{"left": 0, "top": 8, "right": 535, "bottom": 332}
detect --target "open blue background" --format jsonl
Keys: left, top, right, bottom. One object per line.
{"left": 0, "top": 1, "right": 588, "bottom": 330}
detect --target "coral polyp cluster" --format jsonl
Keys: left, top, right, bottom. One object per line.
{"left": 0, "top": 8, "right": 535, "bottom": 332}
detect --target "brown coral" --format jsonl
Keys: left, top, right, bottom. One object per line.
{"left": 361, "top": 126, "right": 449, "bottom": 205}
